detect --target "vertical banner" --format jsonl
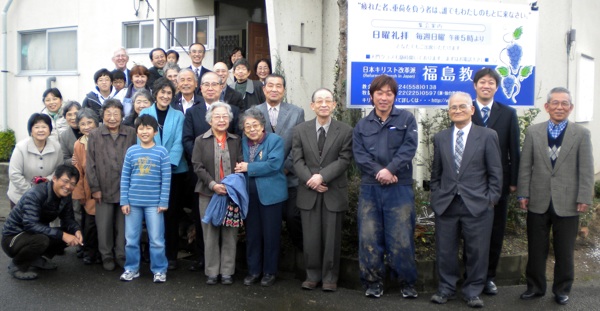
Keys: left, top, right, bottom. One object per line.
{"left": 347, "top": 0, "right": 539, "bottom": 107}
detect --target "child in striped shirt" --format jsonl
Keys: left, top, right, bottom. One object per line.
{"left": 119, "top": 115, "right": 171, "bottom": 283}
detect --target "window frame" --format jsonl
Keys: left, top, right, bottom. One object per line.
{"left": 168, "top": 16, "right": 215, "bottom": 51}
{"left": 123, "top": 20, "right": 155, "bottom": 53}
{"left": 18, "top": 27, "right": 78, "bottom": 75}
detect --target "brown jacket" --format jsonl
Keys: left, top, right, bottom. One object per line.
{"left": 73, "top": 137, "right": 96, "bottom": 215}
{"left": 86, "top": 124, "right": 136, "bottom": 204}
{"left": 192, "top": 130, "right": 242, "bottom": 196}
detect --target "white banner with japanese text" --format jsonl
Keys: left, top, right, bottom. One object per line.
{"left": 347, "top": 0, "right": 538, "bottom": 107}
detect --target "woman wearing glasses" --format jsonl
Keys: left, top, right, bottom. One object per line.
{"left": 234, "top": 108, "right": 287, "bottom": 287}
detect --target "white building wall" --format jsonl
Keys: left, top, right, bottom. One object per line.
{"left": 1, "top": 0, "right": 215, "bottom": 140}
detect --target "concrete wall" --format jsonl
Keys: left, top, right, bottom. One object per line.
{"left": 265, "top": 0, "right": 323, "bottom": 116}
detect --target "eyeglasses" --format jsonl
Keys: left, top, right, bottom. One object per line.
{"left": 201, "top": 82, "right": 221, "bottom": 89}
{"left": 244, "top": 124, "right": 262, "bottom": 131}
{"left": 190, "top": 50, "right": 205, "bottom": 54}
{"left": 59, "top": 178, "right": 77, "bottom": 188}
{"left": 104, "top": 113, "right": 122, "bottom": 119}
{"left": 448, "top": 104, "right": 471, "bottom": 112}
{"left": 548, "top": 101, "right": 571, "bottom": 108}
{"left": 212, "top": 114, "right": 229, "bottom": 121}
{"left": 314, "top": 99, "right": 334, "bottom": 105}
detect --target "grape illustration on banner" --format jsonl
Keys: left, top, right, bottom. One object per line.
{"left": 496, "top": 26, "right": 533, "bottom": 103}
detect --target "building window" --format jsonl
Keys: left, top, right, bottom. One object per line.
{"left": 20, "top": 28, "right": 77, "bottom": 73}
{"left": 169, "top": 16, "right": 215, "bottom": 50}
{"left": 124, "top": 21, "right": 154, "bottom": 50}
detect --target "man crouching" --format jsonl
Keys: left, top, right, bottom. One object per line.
{"left": 2, "top": 164, "right": 83, "bottom": 280}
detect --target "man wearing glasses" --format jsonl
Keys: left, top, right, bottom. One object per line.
{"left": 517, "top": 87, "right": 594, "bottom": 305}
{"left": 2, "top": 164, "right": 83, "bottom": 280}
{"left": 429, "top": 92, "right": 502, "bottom": 308}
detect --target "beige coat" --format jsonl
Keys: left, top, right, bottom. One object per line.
{"left": 7, "top": 137, "right": 63, "bottom": 203}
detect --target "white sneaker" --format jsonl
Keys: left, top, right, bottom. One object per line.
{"left": 153, "top": 272, "right": 166, "bottom": 283}
{"left": 120, "top": 270, "right": 139, "bottom": 281}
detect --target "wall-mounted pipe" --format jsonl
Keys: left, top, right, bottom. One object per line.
{"left": 1, "top": 0, "right": 15, "bottom": 131}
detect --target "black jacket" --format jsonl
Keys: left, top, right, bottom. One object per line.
{"left": 2, "top": 181, "right": 80, "bottom": 239}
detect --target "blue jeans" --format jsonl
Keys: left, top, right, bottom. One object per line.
{"left": 124, "top": 206, "right": 168, "bottom": 274}
{"left": 357, "top": 183, "right": 417, "bottom": 286}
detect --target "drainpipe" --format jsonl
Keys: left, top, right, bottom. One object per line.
{"left": 46, "top": 76, "right": 56, "bottom": 90}
{"left": 1, "top": 0, "right": 14, "bottom": 131}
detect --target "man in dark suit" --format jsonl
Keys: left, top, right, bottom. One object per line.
{"left": 470, "top": 68, "right": 520, "bottom": 295}
{"left": 213, "top": 62, "right": 244, "bottom": 111}
{"left": 292, "top": 88, "right": 353, "bottom": 292}
{"left": 188, "top": 43, "right": 211, "bottom": 94}
{"left": 430, "top": 92, "right": 502, "bottom": 308}
{"left": 517, "top": 87, "right": 594, "bottom": 305}
{"left": 257, "top": 74, "right": 305, "bottom": 251}
{"left": 147, "top": 48, "right": 167, "bottom": 91}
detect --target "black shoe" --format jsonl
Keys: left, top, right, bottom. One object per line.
{"left": 167, "top": 260, "right": 178, "bottom": 271}
{"left": 206, "top": 275, "right": 218, "bottom": 285}
{"left": 464, "top": 296, "right": 484, "bottom": 308}
{"left": 102, "top": 259, "right": 115, "bottom": 271}
{"left": 431, "top": 292, "right": 456, "bottom": 304}
{"left": 221, "top": 275, "right": 233, "bottom": 285}
{"left": 483, "top": 280, "right": 498, "bottom": 295}
{"left": 555, "top": 294, "right": 569, "bottom": 305}
{"left": 260, "top": 274, "right": 276, "bottom": 287}
{"left": 188, "top": 261, "right": 204, "bottom": 272}
{"left": 365, "top": 283, "right": 384, "bottom": 298}
{"left": 244, "top": 274, "right": 260, "bottom": 286}
{"left": 83, "top": 256, "right": 94, "bottom": 265}
{"left": 520, "top": 290, "right": 544, "bottom": 300}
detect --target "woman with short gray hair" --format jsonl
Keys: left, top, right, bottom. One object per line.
{"left": 192, "top": 101, "right": 242, "bottom": 285}
{"left": 123, "top": 89, "right": 153, "bottom": 127}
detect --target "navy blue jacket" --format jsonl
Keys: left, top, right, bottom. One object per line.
{"left": 2, "top": 181, "right": 80, "bottom": 240}
{"left": 352, "top": 107, "right": 418, "bottom": 185}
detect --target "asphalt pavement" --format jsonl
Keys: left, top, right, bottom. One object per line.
{"left": 1, "top": 239, "right": 599, "bottom": 311}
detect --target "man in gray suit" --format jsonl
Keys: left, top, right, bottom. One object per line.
{"left": 517, "top": 87, "right": 594, "bottom": 305}
{"left": 430, "top": 92, "right": 502, "bottom": 308}
{"left": 292, "top": 88, "right": 353, "bottom": 292}
{"left": 257, "top": 74, "right": 305, "bottom": 251}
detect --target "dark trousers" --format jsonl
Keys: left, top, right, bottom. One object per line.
{"left": 526, "top": 203, "right": 579, "bottom": 296}
{"left": 83, "top": 211, "right": 99, "bottom": 259}
{"left": 487, "top": 191, "right": 509, "bottom": 280}
{"left": 301, "top": 194, "right": 343, "bottom": 284}
{"left": 435, "top": 196, "right": 493, "bottom": 298}
{"left": 283, "top": 186, "right": 303, "bottom": 251}
{"left": 2, "top": 232, "right": 66, "bottom": 271}
{"left": 246, "top": 179, "right": 283, "bottom": 275}
{"left": 164, "top": 172, "right": 187, "bottom": 261}
{"left": 188, "top": 170, "right": 205, "bottom": 262}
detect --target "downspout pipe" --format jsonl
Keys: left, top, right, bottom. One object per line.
{"left": 2, "top": 0, "right": 15, "bottom": 131}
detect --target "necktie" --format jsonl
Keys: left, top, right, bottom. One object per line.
{"left": 455, "top": 130, "right": 464, "bottom": 173}
{"left": 194, "top": 68, "right": 200, "bottom": 78}
{"left": 269, "top": 107, "right": 277, "bottom": 129}
{"left": 317, "top": 127, "right": 326, "bottom": 155}
{"left": 481, "top": 106, "right": 490, "bottom": 127}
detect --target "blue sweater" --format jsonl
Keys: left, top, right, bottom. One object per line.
{"left": 120, "top": 144, "right": 172, "bottom": 207}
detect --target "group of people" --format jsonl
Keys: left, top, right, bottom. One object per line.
{"left": 1, "top": 44, "right": 594, "bottom": 308}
